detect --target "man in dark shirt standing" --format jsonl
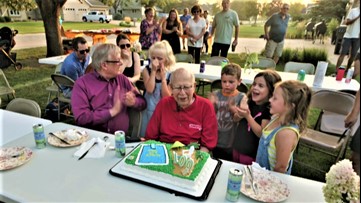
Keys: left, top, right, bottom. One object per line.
{"left": 263, "top": 3, "right": 290, "bottom": 64}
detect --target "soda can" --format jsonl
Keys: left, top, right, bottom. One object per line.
{"left": 114, "top": 130, "right": 126, "bottom": 158}
{"left": 226, "top": 168, "right": 243, "bottom": 202}
{"left": 221, "top": 59, "right": 228, "bottom": 68}
{"left": 345, "top": 67, "right": 354, "bottom": 83}
{"left": 200, "top": 60, "right": 206, "bottom": 73}
{"left": 33, "top": 124, "right": 46, "bottom": 149}
{"left": 297, "top": 69, "right": 305, "bottom": 81}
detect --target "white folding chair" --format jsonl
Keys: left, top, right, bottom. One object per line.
{"left": 284, "top": 61, "right": 315, "bottom": 74}
{"left": 0, "top": 69, "right": 16, "bottom": 105}
{"left": 6, "top": 98, "right": 42, "bottom": 118}
{"left": 296, "top": 90, "right": 358, "bottom": 173}
{"left": 251, "top": 57, "right": 276, "bottom": 69}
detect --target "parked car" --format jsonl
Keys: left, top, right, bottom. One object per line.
{"left": 82, "top": 11, "right": 112, "bottom": 23}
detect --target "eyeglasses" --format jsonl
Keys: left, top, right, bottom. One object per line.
{"left": 282, "top": 7, "right": 289, "bottom": 10}
{"left": 192, "top": 10, "right": 200, "bottom": 14}
{"left": 106, "top": 60, "right": 122, "bottom": 64}
{"left": 172, "top": 85, "right": 193, "bottom": 92}
{"left": 119, "top": 44, "right": 131, "bottom": 49}
{"left": 78, "top": 48, "right": 90, "bottom": 54}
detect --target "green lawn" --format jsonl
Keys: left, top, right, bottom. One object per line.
{"left": 1, "top": 21, "right": 298, "bottom": 39}
{"left": 0, "top": 21, "right": 123, "bottom": 34}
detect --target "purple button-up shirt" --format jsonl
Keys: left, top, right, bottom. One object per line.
{"left": 71, "top": 71, "right": 146, "bottom": 134}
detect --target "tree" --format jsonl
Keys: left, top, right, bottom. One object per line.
{"left": 289, "top": 2, "right": 306, "bottom": 22}
{"left": 140, "top": 0, "right": 168, "bottom": 8}
{"left": 307, "top": 0, "right": 348, "bottom": 22}
{"left": 0, "top": 0, "right": 36, "bottom": 11}
{"left": 35, "top": 0, "right": 67, "bottom": 57}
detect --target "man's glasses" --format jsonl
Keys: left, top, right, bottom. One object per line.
{"left": 192, "top": 10, "right": 200, "bottom": 14}
{"left": 119, "top": 44, "right": 131, "bottom": 49}
{"left": 78, "top": 49, "right": 90, "bottom": 54}
{"left": 172, "top": 85, "right": 193, "bottom": 92}
{"left": 106, "top": 60, "right": 122, "bottom": 64}
{"left": 282, "top": 7, "right": 289, "bottom": 10}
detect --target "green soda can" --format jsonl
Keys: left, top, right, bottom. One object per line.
{"left": 33, "top": 124, "right": 46, "bottom": 149}
{"left": 297, "top": 69, "right": 306, "bottom": 81}
{"left": 226, "top": 168, "right": 243, "bottom": 202}
{"left": 114, "top": 130, "right": 126, "bottom": 158}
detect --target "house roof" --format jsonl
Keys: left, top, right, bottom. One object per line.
{"left": 85, "top": 0, "right": 108, "bottom": 8}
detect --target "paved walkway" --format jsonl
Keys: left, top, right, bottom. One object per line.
{"left": 13, "top": 31, "right": 340, "bottom": 65}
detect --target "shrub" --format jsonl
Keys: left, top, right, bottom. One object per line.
{"left": 280, "top": 48, "right": 328, "bottom": 67}
{"left": 113, "top": 13, "right": 122, "bottom": 20}
{"left": 286, "top": 20, "right": 306, "bottom": 39}
{"left": 4, "top": 16, "right": 11, "bottom": 22}
{"left": 124, "top": 16, "right": 131, "bottom": 23}
{"left": 0, "top": 17, "right": 5, "bottom": 22}
{"left": 327, "top": 18, "right": 340, "bottom": 36}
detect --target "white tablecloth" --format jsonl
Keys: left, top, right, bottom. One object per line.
{"left": 0, "top": 122, "right": 325, "bottom": 202}
{"left": 0, "top": 109, "right": 52, "bottom": 146}
{"left": 175, "top": 62, "right": 360, "bottom": 92}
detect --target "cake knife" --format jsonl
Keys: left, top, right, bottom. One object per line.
{"left": 49, "top": 132, "right": 71, "bottom": 145}
{"left": 78, "top": 141, "right": 97, "bottom": 160}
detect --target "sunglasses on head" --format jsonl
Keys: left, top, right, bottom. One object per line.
{"left": 78, "top": 48, "right": 90, "bottom": 54}
{"left": 119, "top": 44, "right": 131, "bottom": 49}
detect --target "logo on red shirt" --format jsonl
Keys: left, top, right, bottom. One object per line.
{"left": 189, "top": 124, "right": 202, "bottom": 131}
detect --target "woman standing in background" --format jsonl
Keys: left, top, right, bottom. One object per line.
{"left": 161, "top": 9, "right": 183, "bottom": 54}
{"left": 186, "top": 5, "right": 206, "bottom": 64}
{"left": 139, "top": 7, "right": 163, "bottom": 50}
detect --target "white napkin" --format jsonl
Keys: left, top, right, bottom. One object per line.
{"left": 74, "top": 137, "right": 110, "bottom": 159}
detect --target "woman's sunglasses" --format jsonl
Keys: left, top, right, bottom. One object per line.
{"left": 78, "top": 49, "right": 90, "bottom": 54}
{"left": 119, "top": 44, "right": 131, "bottom": 49}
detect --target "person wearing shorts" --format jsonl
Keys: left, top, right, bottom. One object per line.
{"left": 335, "top": 4, "right": 360, "bottom": 73}
{"left": 263, "top": 3, "right": 290, "bottom": 64}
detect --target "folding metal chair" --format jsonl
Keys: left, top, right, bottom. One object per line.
{"left": 51, "top": 73, "right": 75, "bottom": 121}
{"left": 46, "top": 62, "right": 63, "bottom": 105}
{"left": 174, "top": 53, "right": 193, "bottom": 63}
{"left": 0, "top": 69, "right": 16, "bottom": 106}
{"left": 6, "top": 98, "right": 42, "bottom": 118}
{"left": 284, "top": 61, "right": 315, "bottom": 74}
{"left": 296, "top": 90, "right": 359, "bottom": 173}
{"left": 251, "top": 57, "right": 276, "bottom": 70}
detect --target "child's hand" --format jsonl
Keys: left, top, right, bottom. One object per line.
{"left": 239, "top": 95, "right": 249, "bottom": 110}
{"left": 124, "top": 91, "right": 136, "bottom": 107}
{"left": 208, "top": 92, "right": 218, "bottom": 105}
{"left": 228, "top": 97, "right": 238, "bottom": 114}
{"left": 151, "top": 59, "right": 160, "bottom": 72}
{"left": 159, "top": 63, "right": 167, "bottom": 80}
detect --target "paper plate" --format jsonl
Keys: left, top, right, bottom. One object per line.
{"left": 0, "top": 147, "right": 33, "bottom": 171}
{"left": 47, "top": 129, "right": 89, "bottom": 147}
{"left": 240, "top": 168, "right": 290, "bottom": 202}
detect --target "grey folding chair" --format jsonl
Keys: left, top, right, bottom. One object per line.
{"left": 251, "top": 57, "right": 276, "bottom": 69}
{"left": 174, "top": 53, "right": 193, "bottom": 63}
{"left": 284, "top": 61, "right": 315, "bottom": 74}
{"left": 126, "top": 108, "right": 142, "bottom": 142}
{"left": 6, "top": 98, "right": 42, "bottom": 118}
{"left": 295, "top": 90, "right": 358, "bottom": 173}
{"left": 0, "top": 69, "right": 16, "bottom": 105}
{"left": 46, "top": 62, "right": 63, "bottom": 104}
{"left": 51, "top": 73, "right": 75, "bottom": 121}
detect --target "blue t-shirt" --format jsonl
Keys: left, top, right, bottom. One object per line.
{"left": 180, "top": 14, "right": 191, "bottom": 26}
{"left": 265, "top": 12, "right": 290, "bottom": 43}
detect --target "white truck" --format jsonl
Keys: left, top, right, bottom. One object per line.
{"left": 82, "top": 11, "right": 112, "bottom": 23}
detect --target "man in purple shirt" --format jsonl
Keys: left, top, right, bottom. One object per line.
{"left": 71, "top": 43, "right": 146, "bottom": 134}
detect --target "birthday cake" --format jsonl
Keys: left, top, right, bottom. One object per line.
{"left": 120, "top": 140, "right": 214, "bottom": 191}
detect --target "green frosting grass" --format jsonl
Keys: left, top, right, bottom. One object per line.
{"left": 124, "top": 140, "right": 210, "bottom": 181}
